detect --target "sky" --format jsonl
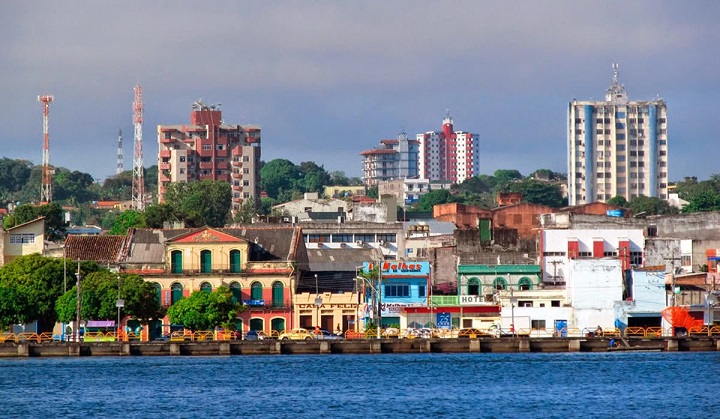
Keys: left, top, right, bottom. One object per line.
{"left": 2, "top": 1, "right": 719, "bottom": 184}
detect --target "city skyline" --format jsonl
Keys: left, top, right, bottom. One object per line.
{"left": 2, "top": 2, "right": 719, "bottom": 184}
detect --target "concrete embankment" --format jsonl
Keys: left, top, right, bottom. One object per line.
{"left": 2, "top": 337, "right": 720, "bottom": 357}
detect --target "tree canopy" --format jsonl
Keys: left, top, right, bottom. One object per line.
{"left": 162, "top": 180, "right": 232, "bottom": 227}
{"left": 166, "top": 286, "right": 244, "bottom": 331}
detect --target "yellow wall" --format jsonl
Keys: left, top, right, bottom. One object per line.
{"left": 3, "top": 219, "right": 45, "bottom": 264}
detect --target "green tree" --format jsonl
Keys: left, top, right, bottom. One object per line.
{"left": 628, "top": 195, "right": 679, "bottom": 215}
{"left": 367, "top": 186, "right": 378, "bottom": 199}
{"left": 7, "top": 202, "right": 67, "bottom": 241}
{"left": 108, "top": 210, "right": 146, "bottom": 235}
{"left": 233, "top": 199, "right": 258, "bottom": 224}
{"left": 414, "top": 189, "right": 455, "bottom": 212}
{"left": 54, "top": 169, "right": 96, "bottom": 202}
{"left": 144, "top": 203, "right": 176, "bottom": 228}
{"left": 504, "top": 179, "right": 566, "bottom": 208}
{"left": 493, "top": 169, "right": 523, "bottom": 185}
{"left": 681, "top": 188, "right": 720, "bottom": 213}
{"left": 260, "top": 159, "right": 300, "bottom": 199}
{"left": 56, "top": 272, "right": 164, "bottom": 324}
{"left": 166, "top": 286, "right": 243, "bottom": 331}
{"left": 0, "top": 255, "right": 101, "bottom": 331}
{"left": 163, "top": 180, "right": 231, "bottom": 227}
{"left": 606, "top": 196, "right": 629, "bottom": 208}
{"left": 0, "top": 285, "right": 30, "bottom": 330}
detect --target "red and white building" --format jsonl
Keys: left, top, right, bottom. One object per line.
{"left": 157, "top": 101, "right": 261, "bottom": 213}
{"left": 417, "top": 113, "right": 479, "bottom": 183}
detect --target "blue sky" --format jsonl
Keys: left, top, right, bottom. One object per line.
{"left": 1, "top": 1, "right": 718, "bottom": 183}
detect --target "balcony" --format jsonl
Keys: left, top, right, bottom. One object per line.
{"left": 159, "top": 163, "right": 171, "bottom": 170}
{"left": 430, "top": 295, "right": 459, "bottom": 306}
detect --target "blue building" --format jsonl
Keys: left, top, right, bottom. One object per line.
{"left": 361, "top": 261, "right": 429, "bottom": 328}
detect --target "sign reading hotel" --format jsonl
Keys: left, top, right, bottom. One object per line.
{"left": 364, "top": 261, "right": 430, "bottom": 276}
{"left": 459, "top": 295, "right": 488, "bottom": 306}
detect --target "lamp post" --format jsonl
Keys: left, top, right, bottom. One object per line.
{"left": 74, "top": 262, "right": 81, "bottom": 343}
{"left": 509, "top": 288, "right": 517, "bottom": 338}
{"left": 116, "top": 275, "right": 124, "bottom": 337}
{"left": 314, "top": 274, "right": 322, "bottom": 329}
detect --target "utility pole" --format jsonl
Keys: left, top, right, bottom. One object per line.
{"left": 377, "top": 264, "right": 382, "bottom": 339}
{"left": 75, "top": 261, "right": 81, "bottom": 342}
{"left": 664, "top": 251, "right": 682, "bottom": 307}
{"left": 38, "top": 94, "right": 54, "bottom": 203}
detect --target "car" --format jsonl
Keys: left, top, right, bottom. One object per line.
{"left": 278, "top": 328, "right": 316, "bottom": 340}
{"left": 314, "top": 329, "right": 343, "bottom": 340}
{"left": 244, "top": 330, "right": 268, "bottom": 341}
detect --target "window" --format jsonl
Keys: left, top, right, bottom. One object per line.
{"left": 467, "top": 277, "right": 481, "bottom": 296}
{"left": 171, "top": 250, "right": 183, "bottom": 274}
{"left": 250, "top": 282, "right": 263, "bottom": 301}
{"left": 200, "top": 282, "right": 212, "bottom": 293}
{"left": 200, "top": 250, "right": 212, "bottom": 273}
{"left": 229, "top": 249, "right": 241, "bottom": 273}
{"left": 551, "top": 300, "right": 561, "bottom": 307}
{"left": 308, "top": 234, "right": 330, "bottom": 243}
{"left": 230, "top": 282, "right": 242, "bottom": 304}
{"left": 493, "top": 277, "right": 507, "bottom": 291}
{"left": 518, "top": 301, "right": 533, "bottom": 307}
{"left": 418, "top": 285, "right": 426, "bottom": 298}
{"left": 531, "top": 320, "right": 546, "bottom": 330}
{"left": 631, "top": 252, "right": 643, "bottom": 266}
{"left": 385, "top": 284, "right": 410, "bottom": 297}
{"left": 202, "top": 144, "right": 212, "bottom": 150}
{"left": 179, "top": 156, "right": 186, "bottom": 162}
{"left": 272, "top": 281, "right": 284, "bottom": 307}
{"left": 9, "top": 233, "right": 35, "bottom": 244}
{"left": 153, "top": 283, "right": 162, "bottom": 304}
{"left": 377, "top": 233, "right": 397, "bottom": 243}
{"left": 518, "top": 277, "right": 533, "bottom": 291}
{"left": 171, "top": 283, "right": 183, "bottom": 305}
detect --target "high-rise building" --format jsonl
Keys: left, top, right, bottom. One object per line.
{"left": 157, "top": 101, "right": 261, "bottom": 213}
{"left": 360, "top": 132, "right": 419, "bottom": 186}
{"left": 417, "top": 113, "right": 479, "bottom": 183}
{"left": 568, "top": 65, "right": 668, "bottom": 206}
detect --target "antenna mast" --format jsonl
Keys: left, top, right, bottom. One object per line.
{"left": 116, "top": 128, "right": 124, "bottom": 175}
{"left": 38, "top": 94, "right": 54, "bottom": 203}
{"left": 132, "top": 84, "right": 145, "bottom": 211}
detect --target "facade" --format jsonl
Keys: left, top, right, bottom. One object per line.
{"left": 299, "top": 221, "right": 405, "bottom": 260}
{"left": 378, "top": 178, "right": 452, "bottom": 208}
{"left": 417, "top": 113, "right": 479, "bottom": 183}
{"left": 568, "top": 64, "right": 669, "bottom": 205}
{"left": 157, "top": 101, "right": 261, "bottom": 213}
{"left": 360, "top": 261, "right": 430, "bottom": 329}
{"left": 360, "top": 132, "right": 419, "bottom": 186}
{"left": 2, "top": 217, "right": 45, "bottom": 265}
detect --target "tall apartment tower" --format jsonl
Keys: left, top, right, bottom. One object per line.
{"left": 360, "top": 132, "right": 419, "bottom": 186}
{"left": 568, "top": 64, "right": 668, "bottom": 206}
{"left": 157, "top": 101, "right": 261, "bottom": 213}
{"left": 417, "top": 112, "right": 479, "bottom": 183}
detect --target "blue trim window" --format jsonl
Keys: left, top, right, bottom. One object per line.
{"left": 385, "top": 284, "right": 409, "bottom": 297}
{"left": 418, "top": 285, "right": 426, "bottom": 298}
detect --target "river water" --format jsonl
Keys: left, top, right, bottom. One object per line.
{"left": 1, "top": 352, "right": 719, "bottom": 418}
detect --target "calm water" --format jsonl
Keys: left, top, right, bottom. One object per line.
{"left": 1, "top": 352, "right": 719, "bottom": 418}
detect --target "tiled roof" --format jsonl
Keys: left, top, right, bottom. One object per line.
{"left": 305, "top": 248, "right": 379, "bottom": 272}
{"left": 64, "top": 235, "right": 126, "bottom": 263}
{"left": 222, "top": 226, "right": 300, "bottom": 261}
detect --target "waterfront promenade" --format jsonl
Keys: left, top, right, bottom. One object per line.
{"left": 2, "top": 336, "right": 720, "bottom": 357}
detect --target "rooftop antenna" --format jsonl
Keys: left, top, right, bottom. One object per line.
{"left": 116, "top": 128, "right": 124, "bottom": 175}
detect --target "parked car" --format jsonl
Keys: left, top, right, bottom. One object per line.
{"left": 278, "top": 328, "right": 316, "bottom": 340}
{"left": 314, "top": 329, "right": 343, "bottom": 340}
{"left": 244, "top": 330, "right": 268, "bottom": 341}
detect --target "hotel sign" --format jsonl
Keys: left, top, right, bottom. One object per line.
{"left": 459, "top": 295, "right": 489, "bottom": 306}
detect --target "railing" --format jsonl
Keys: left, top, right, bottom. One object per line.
{"left": 0, "top": 332, "right": 55, "bottom": 343}
{"left": 430, "top": 295, "right": 459, "bottom": 306}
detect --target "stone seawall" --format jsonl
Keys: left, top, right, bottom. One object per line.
{"left": 2, "top": 337, "right": 720, "bottom": 357}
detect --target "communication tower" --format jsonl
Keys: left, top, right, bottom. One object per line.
{"left": 132, "top": 84, "right": 145, "bottom": 211}
{"left": 38, "top": 94, "right": 54, "bottom": 203}
{"left": 116, "top": 128, "right": 124, "bottom": 175}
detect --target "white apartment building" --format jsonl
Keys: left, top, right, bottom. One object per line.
{"left": 417, "top": 113, "right": 480, "bottom": 183}
{"left": 360, "top": 132, "right": 419, "bottom": 186}
{"left": 568, "top": 64, "right": 669, "bottom": 205}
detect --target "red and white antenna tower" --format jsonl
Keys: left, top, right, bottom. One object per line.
{"left": 132, "top": 84, "right": 145, "bottom": 211}
{"left": 38, "top": 94, "right": 54, "bottom": 203}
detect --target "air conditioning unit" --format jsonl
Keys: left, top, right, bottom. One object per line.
{"left": 378, "top": 239, "right": 385, "bottom": 245}
{"left": 355, "top": 240, "right": 363, "bottom": 246}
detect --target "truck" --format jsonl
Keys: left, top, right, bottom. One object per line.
{"left": 488, "top": 316, "right": 531, "bottom": 337}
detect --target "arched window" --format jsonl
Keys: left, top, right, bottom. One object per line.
{"left": 518, "top": 277, "right": 533, "bottom": 291}
{"left": 467, "top": 277, "right": 481, "bottom": 296}
{"left": 171, "top": 282, "right": 184, "bottom": 304}
{"left": 272, "top": 281, "right": 284, "bottom": 307}
{"left": 230, "top": 281, "right": 242, "bottom": 304}
{"left": 271, "top": 318, "right": 286, "bottom": 332}
{"left": 200, "top": 282, "right": 213, "bottom": 293}
{"left": 249, "top": 318, "right": 264, "bottom": 331}
{"left": 200, "top": 250, "right": 212, "bottom": 273}
{"left": 153, "top": 283, "right": 162, "bottom": 303}
{"left": 229, "top": 249, "right": 241, "bottom": 273}
{"left": 251, "top": 281, "right": 263, "bottom": 301}
{"left": 493, "top": 277, "right": 507, "bottom": 291}
{"left": 171, "top": 250, "right": 183, "bottom": 274}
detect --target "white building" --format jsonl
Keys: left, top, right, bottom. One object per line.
{"left": 567, "top": 64, "right": 669, "bottom": 205}
{"left": 378, "top": 178, "right": 453, "bottom": 208}
{"left": 360, "top": 132, "right": 419, "bottom": 186}
{"left": 417, "top": 112, "right": 479, "bottom": 183}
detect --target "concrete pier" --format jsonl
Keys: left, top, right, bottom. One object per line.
{"left": 1, "top": 336, "right": 717, "bottom": 358}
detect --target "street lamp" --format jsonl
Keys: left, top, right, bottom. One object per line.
{"left": 116, "top": 275, "right": 124, "bottom": 338}
{"left": 314, "top": 274, "right": 322, "bottom": 330}
{"left": 74, "top": 263, "right": 81, "bottom": 343}
{"left": 509, "top": 288, "right": 517, "bottom": 338}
